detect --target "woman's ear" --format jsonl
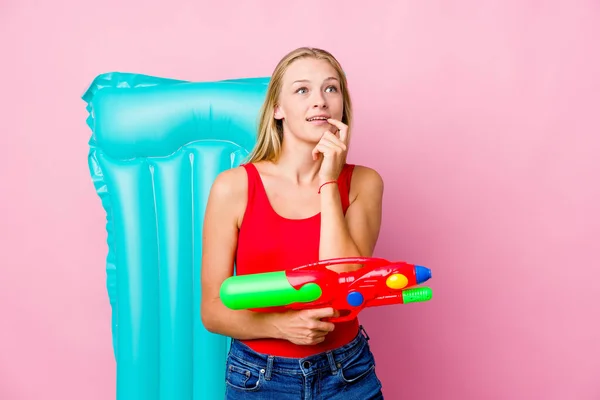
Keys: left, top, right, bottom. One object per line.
{"left": 274, "top": 105, "right": 284, "bottom": 120}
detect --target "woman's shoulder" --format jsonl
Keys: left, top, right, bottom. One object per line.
{"left": 348, "top": 164, "right": 384, "bottom": 190}
{"left": 211, "top": 165, "right": 249, "bottom": 196}
{"left": 209, "top": 166, "right": 249, "bottom": 226}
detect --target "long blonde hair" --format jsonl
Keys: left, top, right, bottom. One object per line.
{"left": 245, "top": 47, "right": 353, "bottom": 163}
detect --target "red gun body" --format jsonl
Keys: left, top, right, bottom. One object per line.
{"left": 283, "top": 257, "right": 431, "bottom": 322}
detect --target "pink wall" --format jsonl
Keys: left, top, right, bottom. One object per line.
{"left": 1, "top": 1, "right": 599, "bottom": 399}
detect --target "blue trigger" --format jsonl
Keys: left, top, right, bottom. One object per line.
{"left": 346, "top": 291, "right": 364, "bottom": 307}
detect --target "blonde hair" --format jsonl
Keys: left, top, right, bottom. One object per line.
{"left": 245, "top": 47, "right": 353, "bottom": 163}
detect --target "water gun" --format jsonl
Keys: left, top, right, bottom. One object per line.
{"left": 220, "top": 257, "right": 432, "bottom": 322}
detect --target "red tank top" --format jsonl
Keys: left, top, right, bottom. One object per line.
{"left": 235, "top": 162, "right": 360, "bottom": 357}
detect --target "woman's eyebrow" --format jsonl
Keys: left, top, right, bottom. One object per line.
{"left": 292, "top": 77, "right": 339, "bottom": 84}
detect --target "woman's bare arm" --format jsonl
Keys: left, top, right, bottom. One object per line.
{"left": 319, "top": 165, "right": 384, "bottom": 272}
{"left": 200, "top": 168, "right": 281, "bottom": 339}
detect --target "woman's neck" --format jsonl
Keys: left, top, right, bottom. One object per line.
{"left": 269, "top": 137, "right": 322, "bottom": 185}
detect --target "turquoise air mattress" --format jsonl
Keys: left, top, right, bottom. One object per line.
{"left": 82, "top": 72, "right": 269, "bottom": 399}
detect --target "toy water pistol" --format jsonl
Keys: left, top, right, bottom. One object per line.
{"left": 220, "top": 257, "right": 432, "bottom": 322}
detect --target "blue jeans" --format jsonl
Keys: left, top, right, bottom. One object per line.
{"left": 224, "top": 325, "right": 384, "bottom": 399}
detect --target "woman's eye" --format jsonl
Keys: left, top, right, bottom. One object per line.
{"left": 296, "top": 86, "right": 337, "bottom": 94}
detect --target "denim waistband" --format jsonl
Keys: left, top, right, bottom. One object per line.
{"left": 227, "top": 325, "right": 370, "bottom": 378}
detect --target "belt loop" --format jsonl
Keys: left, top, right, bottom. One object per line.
{"left": 265, "top": 356, "right": 274, "bottom": 380}
{"left": 326, "top": 351, "right": 338, "bottom": 375}
{"left": 359, "top": 325, "right": 370, "bottom": 341}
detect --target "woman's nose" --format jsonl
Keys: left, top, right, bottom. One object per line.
{"left": 312, "top": 93, "right": 327, "bottom": 108}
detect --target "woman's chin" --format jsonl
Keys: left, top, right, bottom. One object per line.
{"left": 306, "top": 123, "right": 334, "bottom": 137}
{"left": 283, "top": 124, "right": 331, "bottom": 144}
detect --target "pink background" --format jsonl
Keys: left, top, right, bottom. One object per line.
{"left": 1, "top": 1, "right": 599, "bottom": 399}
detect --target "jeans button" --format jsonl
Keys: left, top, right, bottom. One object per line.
{"left": 303, "top": 361, "right": 311, "bottom": 369}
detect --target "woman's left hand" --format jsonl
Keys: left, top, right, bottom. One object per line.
{"left": 312, "top": 118, "right": 349, "bottom": 184}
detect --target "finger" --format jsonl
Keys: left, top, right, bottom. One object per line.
{"left": 312, "top": 145, "right": 320, "bottom": 160}
{"left": 312, "top": 142, "right": 336, "bottom": 159}
{"left": 326, "top": 118, "right": 344, "bottom": 130}
{"left": 312, "top": 144, "right": 325, "bottom": 160}
{"left": 318, "top": 139, "right": 342, "bottom": 154}
{"left": 312, "top": 140, "right": 333, "bottom": 160}
{"left": 322, "top": 132, "right": 347, "bottom": 151}
{"left": 327, "top": 119, "right": 348, "bottom": 144}
{"left": 306, "top": 327, "right": 331, "bottom": 337}
{"left": 303, "top": 336, "right": 326, "bottom": 345}
{"left": 308, "top": 307, "right": 338, "bottom": 320}
{"left": 305, "top": 317, "right": 335, "bottom": 332}
{"left": 319, "top": 134, "right": 346, "bottom": 152}
{"left": 315, "top": 321, "right": 335, "bottom": 332}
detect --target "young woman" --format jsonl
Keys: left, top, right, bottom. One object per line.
{"left": 201, "top": 47, "right": 385, "bottom": 399}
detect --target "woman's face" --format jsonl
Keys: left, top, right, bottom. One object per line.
{"left": 275, "top": 57, "right": 344, "bottom": 144}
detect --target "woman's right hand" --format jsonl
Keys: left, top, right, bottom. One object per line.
{"left": 271, "top": 307, "right": 340, "bottom": 345}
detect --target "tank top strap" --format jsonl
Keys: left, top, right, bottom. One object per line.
{"left": 241, "top": 163, "right": 260, "bottom": 206}
{"left": 337, "top": 163, "right": 355, "bottom": 214}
